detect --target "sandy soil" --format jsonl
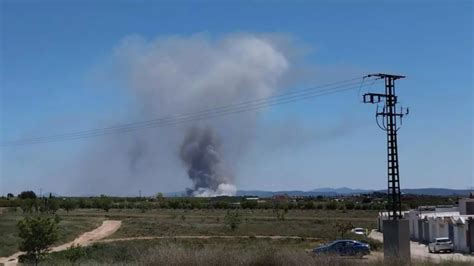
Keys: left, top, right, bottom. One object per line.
{"left": 0, "top": 220, "right": 121, "bottom": 266}
{"left": 369, "top": 230, "right": 474, "bottom": 263}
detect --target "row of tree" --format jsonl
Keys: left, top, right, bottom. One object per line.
{"left": 2, "top": 197, "right": 389, "bottom": 212}
{"left": 3, "top": 190, "right": 456, "bottom": 212}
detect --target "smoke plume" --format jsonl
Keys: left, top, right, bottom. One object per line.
{"left": 64, "top": 33, "right": 297, "bottom": 196}
{"left": 180, "top": 126, "right": 236, "bottom": 196}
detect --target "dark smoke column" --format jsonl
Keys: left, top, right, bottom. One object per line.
{"left": 180, "top": 127, "right": 236, "bottom": 197}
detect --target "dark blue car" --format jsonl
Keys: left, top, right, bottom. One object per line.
{"left": 312, "top": 240, "right": 370, "bottom": 257}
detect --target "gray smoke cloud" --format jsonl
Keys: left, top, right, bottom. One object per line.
{"left": 180, "top": 126, "right": 235, "bottom": 196}
{"left": 63, "top": 33, "right": 301, "bottom": 196}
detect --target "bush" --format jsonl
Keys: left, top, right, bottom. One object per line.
{"left": 326, "top": 202, "right": 338, "bottom": 210}
{"left": 224, "top": 210, "right": 241, "bottom": 230}
{"left": 17, "top": 215, "right": 59, "bottom": 265}
{"left": 64, "top": 244, "right": 86, "bottom": 263}
{"left": 345, "top": 202, "right": 355, "bottom": 210}
{"left": 273, "top": 208, "right": 286, "bottom": 220}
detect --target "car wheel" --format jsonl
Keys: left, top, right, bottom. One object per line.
{"left": 428, "top": 247, "right": 432, "bottom": 253}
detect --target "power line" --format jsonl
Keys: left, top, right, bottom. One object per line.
{"left": 3, "top": 78, "right": 379, "bottom": 146}
{"left": 9, "top": 77, "right": 364, "bottom": 143}
{"left": 2, "top": 76, "right": 381, "bottom": 146}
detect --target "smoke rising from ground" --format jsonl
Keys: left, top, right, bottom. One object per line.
{"left": 64, "top": 33, "right": 299, "bottom": 196}
{"left": 180, "top": 126, "right": 235, "bottom": 196}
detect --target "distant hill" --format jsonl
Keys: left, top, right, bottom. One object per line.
{"left": 237, "top": 187, "right": 372, "bottom": 197}
{"left": 236, "top": 190, "right": 339, "bottom": 197}
{"left": 311, "top": 187, "right": 371, "bottom": 195}
{"left": 400, "top": 188, "right": 471, "bottom": 196}
{"left": 162, "top": 187, "right": 471, "bottom": 197}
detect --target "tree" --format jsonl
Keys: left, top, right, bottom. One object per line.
{"left": 39, "top": 198, "right": 59, "bottom": 214}
{"left": 7, "top": 193, "right": 14, "bottom": 199}
{"left": 333, "top": 221, "right": 354, "bottom": 238}
{"left": 98, "top": 195, "right": 112, "bottom": 212}
{"left": 345, "top": 202, "right": 355, "bottom": 210}
{"left": 241, "top": 200, "right": 258, "bottom": 209}
{"left": 61, "top": 199, "right": 77, "bottom": 213}
{"left": 155, "top": 192, "right": 164, "bottom": 200}
{"left": 18, "top": 191, "right": 37, "bottom": 199}
{"left": 17, "top": 216, "right": 59, "bottom": 265}
{"left": 224, "top": 210, "right": 241, "bottom": 230}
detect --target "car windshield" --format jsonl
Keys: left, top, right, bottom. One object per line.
{"left": 437, "top": 239, "right": 451, "bottom": 243}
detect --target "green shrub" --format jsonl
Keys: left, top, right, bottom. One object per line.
{"left": 224, "top": 210, "right": 241, "bottom": 230}
{"left": 64, "top": 244, "right": 86, "bottom": 263}
{"left": 17, "top": 215, "right": 59, "bottom": 265}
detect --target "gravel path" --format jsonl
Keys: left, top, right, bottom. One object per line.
{"left": 0, "top": 220, "right": 121, "bottom": 266}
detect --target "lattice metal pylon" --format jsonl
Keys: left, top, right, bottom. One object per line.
{"left": 363, "top": 73, "right": 409, "bottom": 220}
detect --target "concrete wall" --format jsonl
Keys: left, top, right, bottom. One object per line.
{"left": 429, "top": 219, "right": 438, "bottom": 240}
{"left": 460, "top": 199, "right": 474, "bottom": 215}
{"left": 383, "top": 219, "right": 411, "bottom": 262}
{"left": 437, "top": 219, "right": 449, "bottom": 238}
{"left": 453, "top": 224, "right": 469, "bottom": 252}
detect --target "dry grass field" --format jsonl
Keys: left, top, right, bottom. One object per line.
{"left": 2, "top": 208, "right": 471, "bottom": 265}
{"left": 0, "top": 209, "right": 104, "bottom": 257}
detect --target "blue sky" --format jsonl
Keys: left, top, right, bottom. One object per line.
{"left": 1, "top": 0, "right": 472, "bottom": 195}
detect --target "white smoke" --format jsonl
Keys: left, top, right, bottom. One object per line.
{"left": 192, "top": 183, "right": 237, "bottom": 197}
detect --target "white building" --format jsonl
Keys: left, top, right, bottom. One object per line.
{"left": 378, "top": 198, "right": 474, "bottom": 253}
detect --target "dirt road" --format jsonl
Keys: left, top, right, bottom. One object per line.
{"left": 0, "top": 220, "right": 121, "bottom": 266}
{"left": 369, "top": 230, "right": 474, "bottom": 263}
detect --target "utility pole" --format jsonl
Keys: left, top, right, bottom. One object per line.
{"left": 362, "top": 73, "right": 410, "bottom": 261}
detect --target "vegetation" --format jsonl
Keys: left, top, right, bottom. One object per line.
{"left": 333, "top": 221, "right": 354, "bottom": 238}
{"left": 0, "top": 193, "right": 466, "bottom": 265}
{"left": 224, "top": 210, "right": 241, "bottom": 230}
{"left": 40, "top": 239, "right": 472, "bottom": 266}
{"left": 0, "top": 210, "right": 103, "bottom": 257}
{"left": 63, "top": 244, "right": 86, "bottom": 263}
{"left": 17, "top": 215, "right": 59, "bottom": 265}
{"left": 18, "top": 191, "right": 37, "bottom": 200}
{"left": 1, "top": 192, "right": 461, "bottom": 213}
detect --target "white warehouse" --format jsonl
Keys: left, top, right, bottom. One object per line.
{"left": 379, "top": 197, "right": 474, "bottom": 253}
